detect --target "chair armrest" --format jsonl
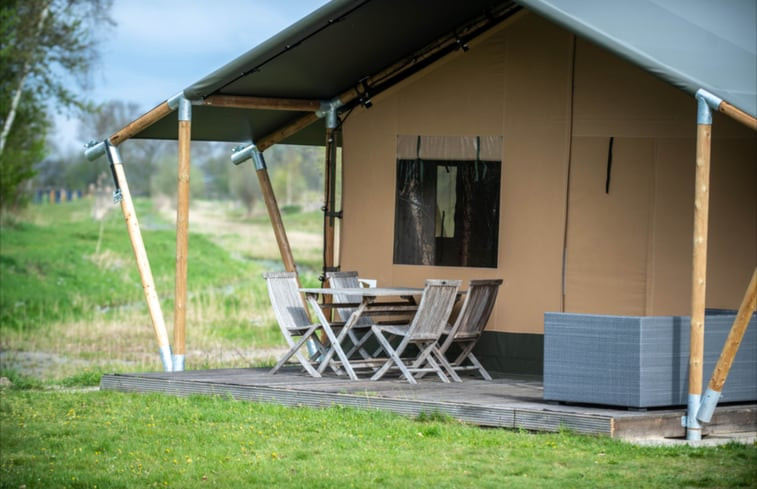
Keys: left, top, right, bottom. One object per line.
{"left": 288, "top": 323, "right": 324, "bottom": 332}
{"left": 317, "top": 302, "right": 362, "bottom": 309}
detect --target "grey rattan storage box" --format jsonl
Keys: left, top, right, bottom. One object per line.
{"left": 543, "top": 312, "right": 757, "bottom": 408}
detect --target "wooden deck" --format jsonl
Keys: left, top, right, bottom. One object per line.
{"left": 100, "top": 367, "right": 756, "bottom": 440}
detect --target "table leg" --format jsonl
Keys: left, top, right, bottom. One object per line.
{"left": 308, "top": 296, "right": 359, "bottom": 380}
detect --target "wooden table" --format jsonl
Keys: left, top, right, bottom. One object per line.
{"left": 300, "top": 287, "right": 423, "bottom": 379}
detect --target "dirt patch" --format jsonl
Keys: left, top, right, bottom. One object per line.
{"left": 0, "top": 346, "right": 287, "bottom": 380}
{"left": 0, "top": 350, "right": 91, "bottom": 378}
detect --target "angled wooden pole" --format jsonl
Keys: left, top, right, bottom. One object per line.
{"left": 104, "top": 142, "right": 173, "bottom": 371}
{"left": 256, "top": 112, "right": 322, "bottom": 152}
{"left": 709, "top": 268, "right": 757, "bottom": 391}
{"left": 257, "top": 166, "right": 298, "bottom": 275}
{"left": 232, "top": 143, "right": 318, "bottom": 354}
{"left": 202, "top": 95, "right": 321, "bottom": 111}
{"left": 173, "top": 97, "right": 192, "bottom": 371}
{"left": 717, "top": 100, "right": 757, "bottom": 131}
{"left": 109, "top": 96, "right": 178, "bottom": 147}
{"left": 231, "top": 144, "right": 298, "bottom": 275}
{"left": 697, "top": 268, "right": 757, "bottom": 423}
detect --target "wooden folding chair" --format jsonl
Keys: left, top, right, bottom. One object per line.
{"left": 325, "top": 271, "right": 375, "bottom": 359}
{"left": 325, "top": 271, "right": 372, "bottom": 325}
{"left": 264, "top": 272, "right": 354, "bottom": 378}
{"left": 438, "top": 279, "right": 502, "bottom": 380}
{"left": 370, "top": 279, "right": 461, "bottom": 384}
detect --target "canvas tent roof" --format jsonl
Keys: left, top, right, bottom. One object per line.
{"left": 133, "top": 0, "right": 756, "bottom": 145}
{"left": 518, "top": 0, "right": 757, "bottom": 118}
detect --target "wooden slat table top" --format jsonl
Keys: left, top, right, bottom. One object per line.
{"left": 300, "top": 287, "right": 424, "bottom": 297}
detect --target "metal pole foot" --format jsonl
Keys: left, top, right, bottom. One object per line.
{"left": 172, "top": 354, "right": 185, "bottom": 372}
{"left": 159, "top": 346, "right": 174, "bottom": 372}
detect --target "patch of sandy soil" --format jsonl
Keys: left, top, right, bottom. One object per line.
{"left": 0, "top": 346, "right": 287, "bottom": 382}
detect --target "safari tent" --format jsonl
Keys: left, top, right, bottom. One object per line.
{"left": 86, "top": 0, "right": 756, "bottom": 439}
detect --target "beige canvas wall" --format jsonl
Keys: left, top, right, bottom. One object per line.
{"left": 339, "top": 11, "right": 757, "bottom": 334}
{"left": 564, "top": 137, "right": 656, "bottom": 315}
{"left": 566, "top": 39, "right": 757, "bottom": 316}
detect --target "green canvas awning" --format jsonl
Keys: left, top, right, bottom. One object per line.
{"left": 134, "top": 0, "right": 520, "bottom": 145}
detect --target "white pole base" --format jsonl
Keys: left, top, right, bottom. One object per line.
{"left": 172, "top": 354, "right": 185, "bottom": 372}
{"left": 685, "top": 394, "right": 702, "bottom": 441}
{"left": 159, "top": 346, "right": 173, "bottom": 372}
{"left": 697, "top": 387, "right": 721, "bottom": 424}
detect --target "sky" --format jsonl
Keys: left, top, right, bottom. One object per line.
{"left": 54, "top": 0, "right": 329, "bottom": 148}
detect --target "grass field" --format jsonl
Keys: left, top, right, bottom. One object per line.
{"left": 1, "top": 198, "right": 755, "bottom": 488}
{"left": 0, "top": 198, "right": 322, "bottom": 380}
{"left": 2, "top": 391, "right": 756, "bottom": 489}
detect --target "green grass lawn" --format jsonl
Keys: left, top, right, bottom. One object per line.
{"left": 1, "top": 390, "right": 755, "bottom": 489}
{"left": 0, "top": 199, "right": 263, "bottom": 331}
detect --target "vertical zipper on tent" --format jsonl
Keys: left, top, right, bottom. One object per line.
{"left": 605, "top": 136, "right": 614, "bottom": 194}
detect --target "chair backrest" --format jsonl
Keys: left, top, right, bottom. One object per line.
{"left": 325, "top": 271, "right": 364, "bottom": 323}
{"left": 263, "top": 272, "right": 310, "bottom": 332}
{"left": 408, "top": 279, "right": 461, "bottom": 341}
{"left": 451, "top": 279, "right": 503, "bottom": 339}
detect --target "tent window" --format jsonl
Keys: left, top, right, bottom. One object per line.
{"left": 393, "top": 135, "right": 501, "bottom": 268}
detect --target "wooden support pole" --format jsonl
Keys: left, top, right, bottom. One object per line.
{"left": 687, "top": 119, "right": 712, "bottom": 439}
{"left": 202, "top": 94, "right": 321, "bottom": 112}
{"left": 717, "top": 101, "right": 757, "bottom": 131}
{"left": 232, "top": 144, "right": 313, "bottom": 353}
{"left": 231, "top": 145, "right": 300, "bottom": 279}
{"left": 109, "top": 100, "right": 175, "bottom": 147}
{"left": 173, "top": 99, "right": 191, "bottom": 371}
{"left": 709, "top": 268, "right": 757, "bottom": 392}
{"left": 257, "top": 166, "right": 298, "bottom": 275}
{"left": 697, "top": 268, "right": 757, "bottom": 423}
{"left": 255, "top": 163, "right": 315, "bottom": 344}
{"left": 256, "top": 112, "right": 321, "bottom": 152}
{"left": 318, "top": 127, "right": 339, "bottom": 323}
{"left": 106, "top": 144, "right": 172, "bottom": 371}
{"left": 323, "top": 127, "right": 338, "bottom": 276}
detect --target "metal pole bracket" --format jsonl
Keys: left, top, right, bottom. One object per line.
{"left": 232, "top": 143, "right": 266, "bottom": 170}
{"left": 316, "top": 98, "right": 345, "bottom": 129}
{"left": 695, "top": 89, "right": 722, "bottom": 125}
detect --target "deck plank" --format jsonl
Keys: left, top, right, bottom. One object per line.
{"left": 100, "top": 367, "right": 756, "bottom": 439}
